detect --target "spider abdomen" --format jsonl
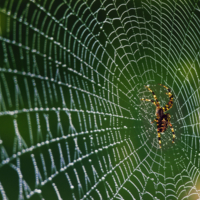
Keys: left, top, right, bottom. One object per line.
{"left": 157, "top": 118, "right": 168, "bottom": 132}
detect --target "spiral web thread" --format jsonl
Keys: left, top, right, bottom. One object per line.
{"left": 0, "top": 0, "right": 200, "bottom": 199}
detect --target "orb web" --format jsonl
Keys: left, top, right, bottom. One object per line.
{"left": 0, "top": 0, "right": 200, "bottom": 199}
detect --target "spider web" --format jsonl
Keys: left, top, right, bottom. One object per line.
{"left": 0, "top": 0, "right": 200, "bottom": 199}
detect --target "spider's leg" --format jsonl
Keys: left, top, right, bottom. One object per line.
{"left": 156, "top": 116, "right": 162, "bottom": 148}
{"left": 169, "top": 123, "right": 175, "bottom": 143}
{"left": 140, "top": 98, "right": 157, "bottom": 106}
{"left": 157, "top": 130, "right": 161, "bottom": 148}
{"left": 159, "top": 84, "right": 173, "bottom": 112}
{"left": 151, "top": 119, "right": 156, "bottom": 123}
{"left": 145, "top": 86, "right": 160, "bottom": 106}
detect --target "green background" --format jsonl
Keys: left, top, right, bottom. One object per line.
{"left": 0, "top": 0, "right": 200, "bottom": 199}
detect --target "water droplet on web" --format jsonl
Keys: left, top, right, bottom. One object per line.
{"left": 70, "top": 185, "right": 74, "bottom": 190}
{"left": 35, "top": 189, "right": 42, "bottom": 194}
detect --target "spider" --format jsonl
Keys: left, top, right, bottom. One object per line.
{"left": 140, "top": 84, "right": 175, "bottom": 148}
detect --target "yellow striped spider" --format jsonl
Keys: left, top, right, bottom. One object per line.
{"left": 140, "top": 84, "right": 175, "bottom": 148}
